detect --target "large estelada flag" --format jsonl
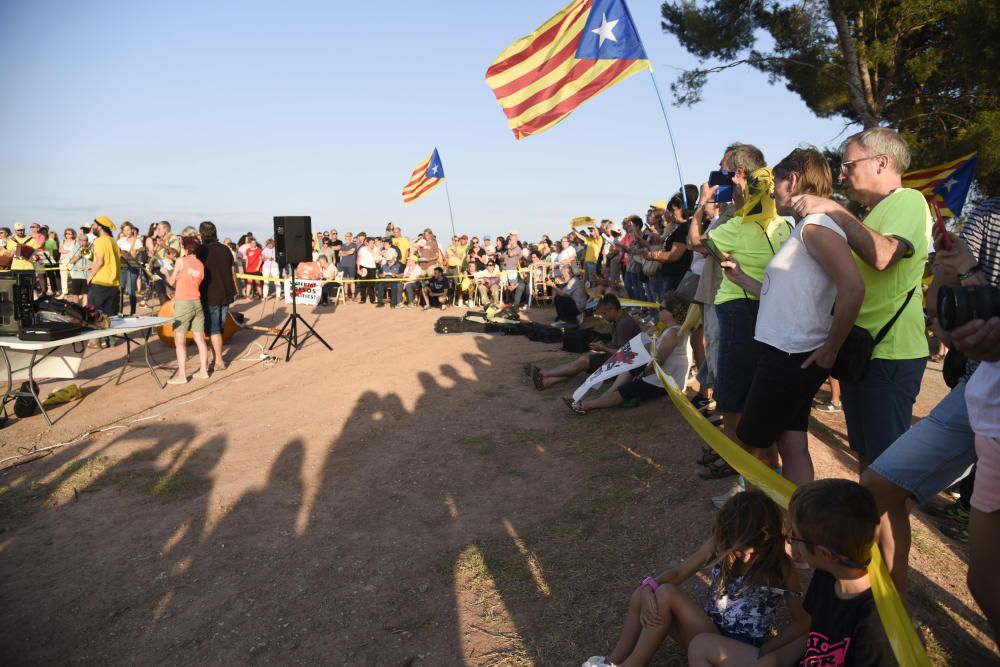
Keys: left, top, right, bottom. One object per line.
{"left": 402, "top": 149, "right": 445, "bottom": 204}
{"left": 902, "top": 153, "right": 977, "bottom": 217}
{"left": 486, "top": 0, "right": 650, "bottom": 140}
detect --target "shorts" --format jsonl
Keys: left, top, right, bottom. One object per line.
{"left": 714, "top": 298, "right": 759, "bottom": 413}
{"left": 204, "top": 304, "right": 229, "bottom": 336}
{"left": 869, "top": 382, "right": 976, "bottom": 504}
{"left": 618, "top": 377, "right": 667, "bottom": 403}
{"left": 340, "top": 265, "right": 357, "bottom": 279}
{"left": 737, "top": 342, "right": 829, "bottom": 449}
{"left": 68, "top": 278, "right": 87, "bottom": 296}
{"left": 972, "top": 435, "right": 1000, "bottom": 513}
{"left": 588, "top": 352, "right": 610, "bottom": 373}
{"left": 173, "top": 299, "right": 204, "bottom": 335}
{"left": 841, "top": 357, "right": 927, "bottom": 460}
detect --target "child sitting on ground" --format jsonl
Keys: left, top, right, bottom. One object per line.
{"left": 687, "top": 478, "right": 897, "bottom": 666}
{"left": 582, "top": 490, "right": 807, "bottom": 667}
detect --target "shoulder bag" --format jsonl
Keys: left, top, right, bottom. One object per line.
{"left": 831, "top": 287, "right": 916, "bottom": 384}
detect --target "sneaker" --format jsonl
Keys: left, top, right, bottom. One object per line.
{"left": 815, "top": 400, "right": 842, "bottom": 412}
{"left": 213, "top": 360, "right": 228, "bottom": 371}
{"left": 582, "top": 657, "right": 612, "bottom": 667}
{"left": 712, "top": 483, "right": 741, "bottom": 509}
{"left": 422, "top": 305, "right": 430, "bottom": 311}
{"left": 376, "top": 303, "right": 385, "bottom": 308}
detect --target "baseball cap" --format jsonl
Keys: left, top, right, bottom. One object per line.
{"left": 509, "top": 229, "right": 519, "bottom": 236}
{"left": 650, "top": 201, "right": 667, "bottom": 210}
{"left": 484, "top": 235, "right": 492, "bottom": 240}
{"left": 13, "top": 221, "right": 25, "bottom": 231}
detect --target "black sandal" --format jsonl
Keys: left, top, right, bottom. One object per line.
{"left": 562, "top": 396, "right": 587, "bottom": 415}
{"left": 696, "top": 449, "right": 721, "bottom": 466}
{"left": 698, "top": 460, "right": 738, "bottom": 479}
{"left": 532, "top": 367, "right": 546, "bottom": 391}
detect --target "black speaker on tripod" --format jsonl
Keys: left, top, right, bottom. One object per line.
{"left": 268, "top": 215, "right": 332, "bottom": 361}
{"left": 274, "top": 216, "right": 313, "bottom": 267}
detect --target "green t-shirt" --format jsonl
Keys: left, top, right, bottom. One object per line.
{"left": 709, "top": 215, "right": 793, "bottom": 305}
{"left": 853, "top": 188, "right": 932, "bottom": 360}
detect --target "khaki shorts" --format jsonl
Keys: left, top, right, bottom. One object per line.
{"left": 173, "top": 299, "right": 205, "bottom": 335}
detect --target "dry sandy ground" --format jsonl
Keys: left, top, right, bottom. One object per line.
{"left": 0, "top": 299, "right": 996, "bottom": 665}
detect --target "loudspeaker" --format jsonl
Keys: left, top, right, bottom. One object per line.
{"left": 0, "top": 270, "right": 36, "bottom": 334}
{"left": 274, "top": 216, "right": 312, "bottom": 266}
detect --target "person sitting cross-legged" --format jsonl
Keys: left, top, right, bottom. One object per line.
{"left": 531, "top": 294, "right": 641, "bottom": 390}
{"left": 563, "top": 293, "right": 691, "bottom": 415}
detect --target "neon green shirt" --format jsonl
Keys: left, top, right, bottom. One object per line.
{"left": 853, "top": 188, "right": 932, "bottom": 360}
{"left": 709, "top": 216, "right": 793, "bottom": 305}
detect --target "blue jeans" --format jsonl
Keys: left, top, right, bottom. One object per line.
{"left": 378, "top": 282, "right": 401, "bottom": 306}
{"left": 623, "top": 270, "right": 641, "bottom": 300}
{"left": 841, "top": 357, "right": 928, "bottom": 461}
{"left": 584, "top": 261, "right": 598, "bottom": 282}
{"left": 869, "top": 382, "right": 975, "bottom": 503}
{"left": 120, "top": 267, "right": 140, "bottom": 314}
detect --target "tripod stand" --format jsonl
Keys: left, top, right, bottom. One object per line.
{"left": 268, "top": 267, "right": 331, "bottom": 361}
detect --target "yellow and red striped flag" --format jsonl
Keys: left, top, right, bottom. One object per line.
{"left": 902, "top": 153, "right": 977, "bottom": 217}
{"left": 486, "top": 0, "right": 651, "bottom": 140}
{"left": 402, "top": 149, "right": 445, "bottom": 204}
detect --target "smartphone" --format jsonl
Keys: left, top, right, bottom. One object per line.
{"left": 930, "top": 200, "right": 952, "bottom": 251}
{"left": 703, "top": 238, "right": 726, "bottom": 265}
{"left": 708, "top": 170, "right": 734, "bottom": 187}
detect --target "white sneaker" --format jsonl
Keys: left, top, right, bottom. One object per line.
{"left": 712, "top": 483, "right": 741, "bottom": 509}
{"left": 582, "top": 657, "right": 610, "bottom": 667}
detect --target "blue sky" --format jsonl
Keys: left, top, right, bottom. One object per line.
{"left": 0, "top": 0, "right": 852, "bottom": 242}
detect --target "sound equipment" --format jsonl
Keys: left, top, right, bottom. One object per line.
{"left": 274, "top": 216, "right": 313, "bottom": 266}
{"left": 0, "top": 271, "right": 36, "bottom": 335}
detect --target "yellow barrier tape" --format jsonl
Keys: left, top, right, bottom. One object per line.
{"left": 235, "top": 267, "right": 540, "bottom": 285}
{"left": 650, "top": 352, "right": 930, "bottom": 667}
{"left": 619, "top": 298, "right": 660, "bottom": 309}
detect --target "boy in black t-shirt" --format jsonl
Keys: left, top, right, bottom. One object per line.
{"left": 688, "top": 479, "right": 898, "bottom": 666}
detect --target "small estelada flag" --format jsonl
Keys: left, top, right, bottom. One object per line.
{"left": 571, "top": 216, "right": 596, "bottom": 227}
{"left": 402, "top": 149, "right": 445, "bottom": 204}
{"left": 902, "top": 153, "right": 977, "bottom": 217}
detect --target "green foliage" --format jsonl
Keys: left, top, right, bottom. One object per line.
{"left": 661, "top": 0, "right": 1000, "bottom": 195}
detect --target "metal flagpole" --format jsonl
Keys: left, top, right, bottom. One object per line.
{"left": 646, "top": 69, "right": 689, "bottom": 209}
{"left": 443, "top": 179, "right": 457, "bottom": 238}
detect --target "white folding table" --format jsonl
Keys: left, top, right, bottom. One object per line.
{"left": 0, "top": 316, "right": 171, "bottom": 426}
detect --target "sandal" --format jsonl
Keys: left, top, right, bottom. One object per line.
{"left": 532, "top": 367, "right": 545, "bottom": 391}
{"left": 562, "top": 396, "right": 587, "bottom": 415}
{"left": 698, "top": 460, "right": 739, "bottom": 479}
{"left": 697, "top": 448, "right": 721, "bottom": 466}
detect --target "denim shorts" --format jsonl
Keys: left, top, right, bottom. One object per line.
{"left": 868, "top": 382, "right": 976, "bottom": 504}
{"left": 841, "top": 357, "right": 927, "bottom": 460}
{"left": 714, "top": 298, "right": 759, "bottom": 413}
{"left": 204, "top": 304, "right": 229, "bottom": 336}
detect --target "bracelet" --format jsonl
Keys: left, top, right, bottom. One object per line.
{"left": 641, "top": 576, "right": 659, "bottom": 592}
{"left": 958, "top": 264, "right": 984, "bottom": 281}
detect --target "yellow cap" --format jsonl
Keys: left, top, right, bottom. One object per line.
{"left": 94, "top": 215, "right": 116, "bottom": 231}
{"left": 650, "top": 201, "right": 667, "bottom": 211}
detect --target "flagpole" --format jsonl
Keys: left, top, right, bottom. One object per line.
{"left": 443, "top": 179, "right": 457, "bottom": 238}
{"left": 646, "top": 69, "right": 689, "bottom": 208}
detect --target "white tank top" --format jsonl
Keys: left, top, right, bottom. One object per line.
{"left": 755, "top": 214, "right": 846, "bottom": 353}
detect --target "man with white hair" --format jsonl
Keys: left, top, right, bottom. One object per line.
{"left": 793, "top": 127, "right": 932, "bottom": 471}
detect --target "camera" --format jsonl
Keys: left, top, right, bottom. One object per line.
{"left": 709, "top": 170, "right": 734, "bottom": 203}
{"left": 937, "top": 284, "right": 1000, "bottom": 330}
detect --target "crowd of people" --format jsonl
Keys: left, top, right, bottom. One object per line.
{"left": 3, "top": 126, "right": 999, "bottom": 665}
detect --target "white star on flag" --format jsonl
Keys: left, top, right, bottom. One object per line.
{"left": 430, "top": 165, "right": 439, "bottom": 175}
{"left": 943, "top": 177, "right": 958, "bottom": 191}
{"left": 591, "top": 13, "right": 619, "bottom": 47}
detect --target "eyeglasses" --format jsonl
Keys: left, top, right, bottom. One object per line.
{"left": 840, "top": 155, "right": 884, "bottom": 172}
{"left": 786, "top": 534, "right": 870, "bottom": 569}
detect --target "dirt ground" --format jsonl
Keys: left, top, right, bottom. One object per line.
{"left": 0, "top": 299, "right": 996, "bottom": 665}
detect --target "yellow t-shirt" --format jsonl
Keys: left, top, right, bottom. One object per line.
{"left": 8, "top": 235, "right": 39, "bottom": 270}
{"left": 584, "top": 236, "right": 603, "bottom": 263}
{"left": 91, "top": 234, "right": 121, "bottom": 287}
{"left": 709, "top": 216, "right": 792, "bottom": 305}
{"left": 853, "top": 188, "right": 932, "bottom": 360}
{"left": 392, "top": 237, "right": 410, "bottom": 263}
